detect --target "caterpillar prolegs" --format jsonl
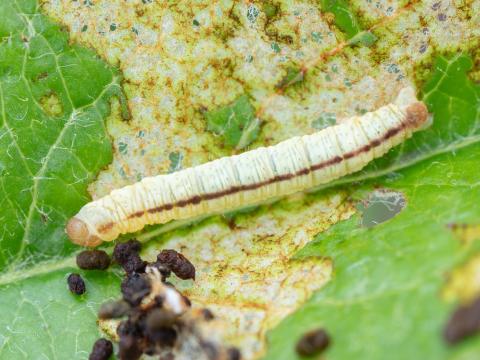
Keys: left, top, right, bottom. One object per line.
{"left": 67, "top": 87, "right": 429, "bottom": 247}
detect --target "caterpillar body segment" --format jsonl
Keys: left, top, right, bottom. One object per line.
{"left": 66, "top": 87, "right": 429, "bottom": 246}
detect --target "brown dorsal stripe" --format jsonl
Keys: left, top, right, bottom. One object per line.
{"left": 115, "top": 119, "right": 408, "bottom": 228}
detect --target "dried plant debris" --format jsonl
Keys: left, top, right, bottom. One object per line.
{"left": 295, "top": 328, "right": 331, "bottom": 357}
{"left": 98, "top": 300, "right": 132, "bottom": 320}
{"left": 110, "top": 268, "right": 239, "bottom": 360}
{"left": 444, "top": 296, "right": 480, "bottom": 345}
{"left": 89, "top": 338, "right": 113, "bottom": 360}
{"left": 67, "top": 273, "right": 86, "bottom": 295}
{"left": 73, "top": 240, "right": 240, "bottom": 359}
{"left": 77, "top": 250, "right": 111, "bottom": 270}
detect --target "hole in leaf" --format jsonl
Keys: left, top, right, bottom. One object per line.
{"left": 357, "top": 189, "right": 406, "bottom": 228}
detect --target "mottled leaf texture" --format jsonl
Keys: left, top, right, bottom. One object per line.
{"left": 0, "top": 0, "right": 125, "bottom": 271}
{"left": 264, "top": 55, "right": 480, "bottom": 359}
{"left": 330, "top": 54, "right": 480, "bottom": 188}
{"left": 0, "top": 0, "right": 479, "bottom": 359}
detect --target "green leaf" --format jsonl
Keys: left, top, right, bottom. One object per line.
{"left": 348, "top": 30, "right": 377, "bottom": 47}
{"left": 263, "top": 55, "right": 480, "bottom": 359}
{"left": 327, "top": 54, "right": 480, "bottom": 189}
{"left": 168, "top": 151, "right": 183, "bottom": 173}
{"left": 206, "top": 95, "right": 261, "bottom": 150}
{"left": 264, "top": 142, "right": 480, "bottom": 360}
{"left": 275, "top": 67, "right": 305, "bottom": 90}
{"left": 0, "top": 1, "right": 125, "bottom": 357}
{"left": 0, "top": 0, "right": 126, "bottom": 271}
{"left": 321, "top": 0, "right": 363, "bottom": 38}
{"left": 0, "top": 267, "right": 121, "bottom": 359}
{"left": 262, "top": 3, "right": 279, "bottom": 19}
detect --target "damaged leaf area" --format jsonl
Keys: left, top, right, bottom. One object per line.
{"left": 39, "top": 0, "right": 479, "bottom": 196}
{"left": 268, "top": 142, "right": 480, "bottom": 360}
{"left": 0, "top": 0, "right": 478, "bottom": 359}
{"left": 96, "top": 192, "right": 354, "bottom": 359}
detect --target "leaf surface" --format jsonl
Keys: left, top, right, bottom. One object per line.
{"left": 264, "top": 54, "right": 480, "bottom": 359}
{"left": 0, "top": 1, "right": 479, "bottom": 359}
{"left": 0, "top": 0, "right": 126, "bottom": 271}
{"left": 206, "top": 94, "right": 261, "bottom": 150}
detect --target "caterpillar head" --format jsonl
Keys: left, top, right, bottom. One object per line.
{"left": 66, "top": 217, "right": 103, "bottom": 247}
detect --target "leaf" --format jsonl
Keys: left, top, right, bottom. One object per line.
{"left": 0, "top": 0, "right": 125, "bottom": 357}
{"left": 206, "top": 95, "right": 261, "bottom": 150}
{"left": 0, "top": 0, "right": 126, "bottom": 271}
{"left": 1, "top": 0, "right": 479, "bottom": 359}
{"left": 348, "top": 30, "right": 377, "bottom": 47}
{"left": 0, "top": 267, "right": 121, "bottom": 359}
{"left": 321, "top": 0, "right": 362, "bottom": 38}
{"left": 262, "top": 57, "right": 480, "bottom": 359}
{"left": 262, "top": 3, "right": 279, "bottom": 19}
{"left": 328, "top": 54, "right": 480, "bottom": 189}
{"left": 264, "top": 142, "right": 480, "bottom": 360}
{"left": 168, "top": 151, "right": 183, "bottom": 173}
{"left": 275, "top": 67, "right": 305, "bottom": 90}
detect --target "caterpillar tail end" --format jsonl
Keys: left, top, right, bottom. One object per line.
{"left": 395, "top": 86, "right": 430, "bottom": 130}
{"left": 66, "top": 217, "right": 102, "bottom": 247}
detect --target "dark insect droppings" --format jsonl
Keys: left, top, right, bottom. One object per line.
{"left": 121, "top": 273, "right": 151, "bottom": 306}
{"left": 67, "top": 273, "right": 86, "bottom": 295}
{"left": 145, "top": 308, "right": 177, "bottom": 329}
{"left": 156, "top": 249, "right": 196, "bottom": 280}
{"left": 295, "top": 328, "right": 331, "bottom": 357}
{"left": 117, "top": 319, "right": 141, "bottom": 338}
{"left": 145, "top": 326, "right": 177, "bottom": 347}
{"left": 82, "top": 241, "right": 236, "bottom": 358}
{"left": 113, "top": 239, "right": 146, "bottom": 274}
{"left": 122, "top": 255, "right": 147, "bottom": 274}
{"left": 227, "top": 346, "right": 241, "bottom": 360}
{"left": 444, "top": 296, "right": 480, "bottom": 345}
{"left": 76, "top": 250, "right": 111, "bottom": 270}
{"left": 88, "top": 338, "right": 113, "bottom": 360}
{"left": 118, "top": 335, "right": 143, "bottom": 360}
{"left": 113, "top": 239, "right": 142, "bottom": 263}
{"left": 98, "top": 300, "right": 131, "bottom": 319}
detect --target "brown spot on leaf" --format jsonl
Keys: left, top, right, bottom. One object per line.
{"left": 448, "top": 223, "right": 480, "bottom": 245}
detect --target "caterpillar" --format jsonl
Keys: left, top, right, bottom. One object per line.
{"left": 67, "top": 87, "right": 429, "bottom": 247}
